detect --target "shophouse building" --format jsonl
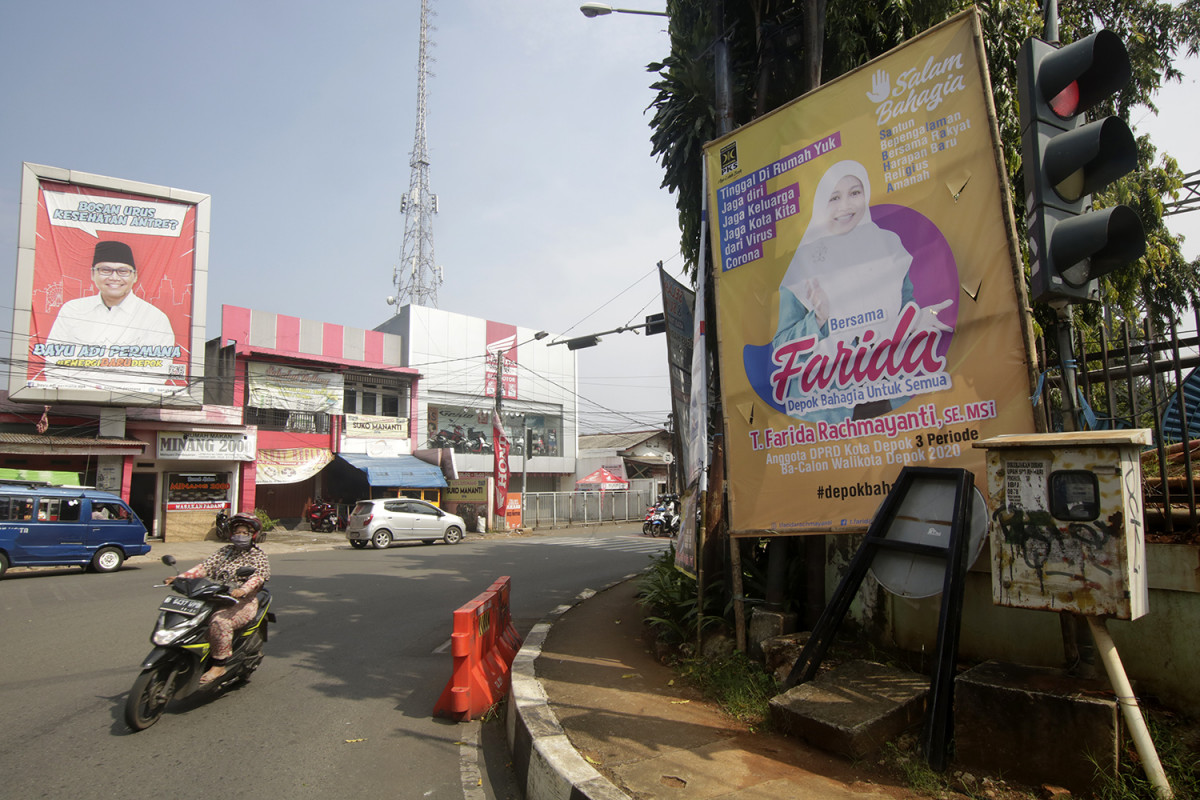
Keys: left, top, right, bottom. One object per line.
{"left": 204, "top": 304, "right": 438, "bottom": 528}
{"left": 375, "top": 303, "right": 579, "bottom": 501}
{"left": 209, "top": 303, "right": 579, "bottom": 530}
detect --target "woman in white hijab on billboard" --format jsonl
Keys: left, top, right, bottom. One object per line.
{"left": 772, "top": 159, "right": 951, "bottom": 422}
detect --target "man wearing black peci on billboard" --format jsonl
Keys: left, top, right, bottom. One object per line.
{"left": 40, "top": 240, "right": 178, "bottom": 391}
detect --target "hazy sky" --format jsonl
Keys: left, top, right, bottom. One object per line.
{"left": 0, "top": 1, "right": 1196, "bottom": 434}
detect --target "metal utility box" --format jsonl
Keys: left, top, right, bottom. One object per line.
{"left": 974, "top": 430, "right": 1151, "bottom": 620}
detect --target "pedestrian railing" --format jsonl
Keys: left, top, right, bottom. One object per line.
{"left": 522, "top": 489, "right": 655, "bottom": 529}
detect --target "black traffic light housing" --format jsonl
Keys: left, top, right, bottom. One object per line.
{"left": 1018, "top": 30, "right": 1146, "bottom": 305}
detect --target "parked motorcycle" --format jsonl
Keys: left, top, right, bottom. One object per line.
{"left": 307, "top": 501, "right": 342, "bottom": 532}
{"left": 125, "top": 555, "right": 275, "bottom": 731}
{"left": 464, "top": 427, "right": 493, "bottom": 454}
{"left": 429, "top": 428, "right": 462, "bottom": 449}
{"left": 213, "top": 509, "right": 231, "bottom": 541}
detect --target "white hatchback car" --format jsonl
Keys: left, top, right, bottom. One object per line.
{"left": 345, "top": 498, "right": 466, "bottom": 550}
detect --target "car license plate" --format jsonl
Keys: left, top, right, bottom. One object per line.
{"left": 160, "top": 595, "right": 205, "bottom": 615}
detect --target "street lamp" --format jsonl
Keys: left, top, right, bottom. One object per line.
{"left": 580, "top": 3, "right": 669, "bottom": 17}
{"left": 566, "top": 335, "right": 601, "bottom": 351}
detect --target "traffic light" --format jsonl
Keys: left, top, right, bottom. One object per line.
{"left": 1018, "top": 30, "right": 1145, "bottom": 305}
{"left": 644, "top": 313, "right": 666, "bottom": 335}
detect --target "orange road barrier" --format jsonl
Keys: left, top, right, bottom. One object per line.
{"left": 433, "top": 576, "right": 522, "bottom": 721}
{"left": 488, "top": 576, "right": 521, "bottom": 664}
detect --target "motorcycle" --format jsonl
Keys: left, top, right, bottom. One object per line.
{"left": 464, "top": 427, "right": 493, "bottom": 454}
{"left": 307, "top": 501, "right": 342, "bottom": 532}
{"left": 213, "top": 509, "right": 231, "bottom": 541}
{"left": 647, "top": 497, "right": 680, "bottom": 538}
{"left": 429, "top": 428, "right": 462, "bottom": 450}
{"left": 642, "top": 505, "right": 661, "bottom": 536}
{"left": 125, "top": 555, "right": 275, "bottom": 731}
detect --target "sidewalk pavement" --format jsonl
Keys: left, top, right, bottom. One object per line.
{"left": 508, "top": 577, "right": 920, "bottom": 800}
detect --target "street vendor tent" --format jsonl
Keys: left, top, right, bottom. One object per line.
{"left": 575, "top": 467, "right": 630, "bottom": 491}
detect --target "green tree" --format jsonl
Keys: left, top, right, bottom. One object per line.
{"left": 648, "top": 0, "right": 1200, "bottom": 324}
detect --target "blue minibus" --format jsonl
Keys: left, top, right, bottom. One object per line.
{"left": 0, "top": 480, "right": 151, "bottom": 577}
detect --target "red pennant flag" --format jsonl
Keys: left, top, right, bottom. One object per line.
{"left": 492, "top": 410, "right": 510, "bottom": 517}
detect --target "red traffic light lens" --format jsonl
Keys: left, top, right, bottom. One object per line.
{"left": 1050, "top": 80, "right": 1080, "bottom": 117}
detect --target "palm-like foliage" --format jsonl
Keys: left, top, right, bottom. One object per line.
{"left": 646, "top": 0, "right": 1200, "bottom": 326}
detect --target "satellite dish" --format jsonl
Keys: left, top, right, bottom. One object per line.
{"left": 868, "top": 483, "right": 989, "bottom": 599}
{"left": 386, "top": 296, "right": 397, "bottom": 306}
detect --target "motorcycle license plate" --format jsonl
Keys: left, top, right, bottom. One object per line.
{"left": 160, "top": 595, "right": 205, "bottom": 615}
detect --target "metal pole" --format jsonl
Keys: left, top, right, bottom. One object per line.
{"left": 1043, "top": 0, "right": 1058, "bottom": 43}
{"left": 1055, "top": 306, "right": 1080, "bottom": 433}
{"left": 1054, "top": 305, "right": 1100, "bottom": 675}
{"left": 713, "top": 0, "right": 734, "bottom": 137}
{"left": 495, "top": 350, "right": 503, "bottom": 532}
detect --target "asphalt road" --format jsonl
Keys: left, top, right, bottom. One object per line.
{"left": 0, "top": 525, "right": 670, "bottom": 800}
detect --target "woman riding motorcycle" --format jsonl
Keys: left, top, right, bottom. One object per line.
{"left": 166, "top": 512, "right": 271, "bottom": 685}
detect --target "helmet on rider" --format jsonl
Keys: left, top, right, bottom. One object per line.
{"left": 229, "top": 512, "right": 262, "bottom": 548}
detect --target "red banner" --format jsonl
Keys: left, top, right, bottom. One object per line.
{"left": 492, "top": 410, "right": 510, "bottom": 517}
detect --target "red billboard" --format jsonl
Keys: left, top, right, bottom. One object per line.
{"left": 9, "top": 163, "right": 209, "bottom": 405}
{"left": 485, "top": 320, "right": 518, "bottom": 400}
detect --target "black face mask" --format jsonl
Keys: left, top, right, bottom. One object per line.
{"left": 231, "top": 533, "right": 253, "bottom": 550}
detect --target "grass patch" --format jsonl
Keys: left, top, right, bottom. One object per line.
{"left": 676, "top": 651, "right": 778, "bottom": 728}
{"left": 881, "top": 740, "right": 946, "bottom": 796}
{"left": 1095, "top": 708, "right": 1200, "bottom": 800}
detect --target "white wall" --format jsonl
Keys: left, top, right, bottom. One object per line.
{"left": 377, "top": 304, "right": 579, "bottom": 471}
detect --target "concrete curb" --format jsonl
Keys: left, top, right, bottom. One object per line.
{"left": 506, "top": 578, "right": 640, "bottom": 800}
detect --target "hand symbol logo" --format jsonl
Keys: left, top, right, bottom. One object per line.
{"left": 866, "top": 69, "right": 891, "bottom": 104}
{"left": 916, "top": 300, "right": 955, "bottom": 334}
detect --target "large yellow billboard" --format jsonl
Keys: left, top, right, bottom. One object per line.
{"left": 704, "top": 11, "right": 1038, "bottom": 534}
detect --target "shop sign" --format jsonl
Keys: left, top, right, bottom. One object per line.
{"left": 166, "top": 500, "right": 229, "bottom": 511}
{"left": 157, "top": 430, "right": 256, "bottom": 461}
{"left": 165, "top": 471, "right": 230, "bottom": 511}
{"left": 247, "top": 362, "right": 344, "bottom": 414}
{"left": 345, "top": 414, "right": 409, "bottom": 439}
{"left": 257, "top": 448, "right": 334, "bottom": 485}
{"left": 485, "top": 320, "right": 519, "bottom": 400}
{"left": 443, "top": 478, "right": 488, "bottom": 502}
{"left": 506, "top": 493, "right": 522, "bottom": 529}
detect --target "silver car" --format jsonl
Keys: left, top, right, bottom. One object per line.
{"left": 345, "top": 498, "right": 466, "bottom": 549}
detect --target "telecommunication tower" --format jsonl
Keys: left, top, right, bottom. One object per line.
{"left": 389, "top": 0, "right": 441, "bottom": 308}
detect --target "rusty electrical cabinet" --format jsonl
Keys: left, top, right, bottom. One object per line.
{"left": 974, "top": 430, "right": 1150, "bottom": 620}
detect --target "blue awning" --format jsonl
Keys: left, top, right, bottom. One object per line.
{"left": 338, "top": 454, "right": 449, "bottom": 488}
